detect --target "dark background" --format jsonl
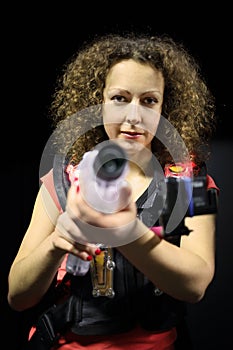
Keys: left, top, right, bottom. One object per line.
{"left": 1, "top": 3, "right": 232, "bottom": 349}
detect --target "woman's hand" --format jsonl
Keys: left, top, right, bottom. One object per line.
{"left": 69, "top": 182, "right": 135, "bottom": 228}
{"left": 56, "top": 182, "right": 147, "bottom": 248}
{"left": 52, "top": 227, "right": 101, "bottom": 261}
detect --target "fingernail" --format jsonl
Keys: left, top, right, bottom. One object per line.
{"left": 151, "top": 226, "right": 164, "bottom": 238}
{"left": 95, "top": 248, "right": 101, "bottom": 255}
{"left": 87, "top": 255, "right": 93, "bottom": 261}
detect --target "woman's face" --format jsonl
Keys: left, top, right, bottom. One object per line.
{"left": 103, "top": 59, "right": 164, "bottom": 155}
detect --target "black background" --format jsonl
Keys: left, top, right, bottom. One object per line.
{"left": 1, "top": 3, "right": 233, "bottom": 349}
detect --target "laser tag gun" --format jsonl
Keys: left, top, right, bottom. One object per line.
{"left": 77, "top": 140, "right": 129, "bottom": 214}
{"left": 57, "top": 142, "right": 218, "bottom": 279}
{"left": 65, "top": 141, "right": 128, "bottom": 284}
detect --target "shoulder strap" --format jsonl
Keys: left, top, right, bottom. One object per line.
{"left": 53, "top": 155, "right": 71, "bottom": 211}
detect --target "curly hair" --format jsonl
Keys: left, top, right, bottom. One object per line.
{"left": 49, "top": 32, "right": 216, "bottom": 167}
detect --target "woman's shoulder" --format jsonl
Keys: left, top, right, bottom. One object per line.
{"left": 206, "top": 174, "right": 219, "bottom": 193}
{"left": 40, "top": 169, "right": 62, "bottom": 211}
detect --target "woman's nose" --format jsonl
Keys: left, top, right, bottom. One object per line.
{"left": 125, "top": 103, "right": 141, "bottom": 125}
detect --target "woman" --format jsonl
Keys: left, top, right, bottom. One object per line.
{"left": 8, "top": 33, "right": 218, "bottom": 349}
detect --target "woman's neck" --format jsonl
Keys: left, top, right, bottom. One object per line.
{"left": 126, "top": 161, "right": 153, "bottom": 201}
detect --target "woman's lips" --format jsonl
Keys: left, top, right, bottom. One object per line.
{"left": 121, "top": 131, "right": 142, "bottom": 139}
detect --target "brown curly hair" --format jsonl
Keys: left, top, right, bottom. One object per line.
{"left": 49, "top": 32, "right": 216, "bottom": 168}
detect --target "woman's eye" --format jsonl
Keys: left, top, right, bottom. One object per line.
{"left": 143, "top": 97, "right": 158, "bottom": 105}
{"left": 112, "top": 95, "right": 127, "bottom": 103}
